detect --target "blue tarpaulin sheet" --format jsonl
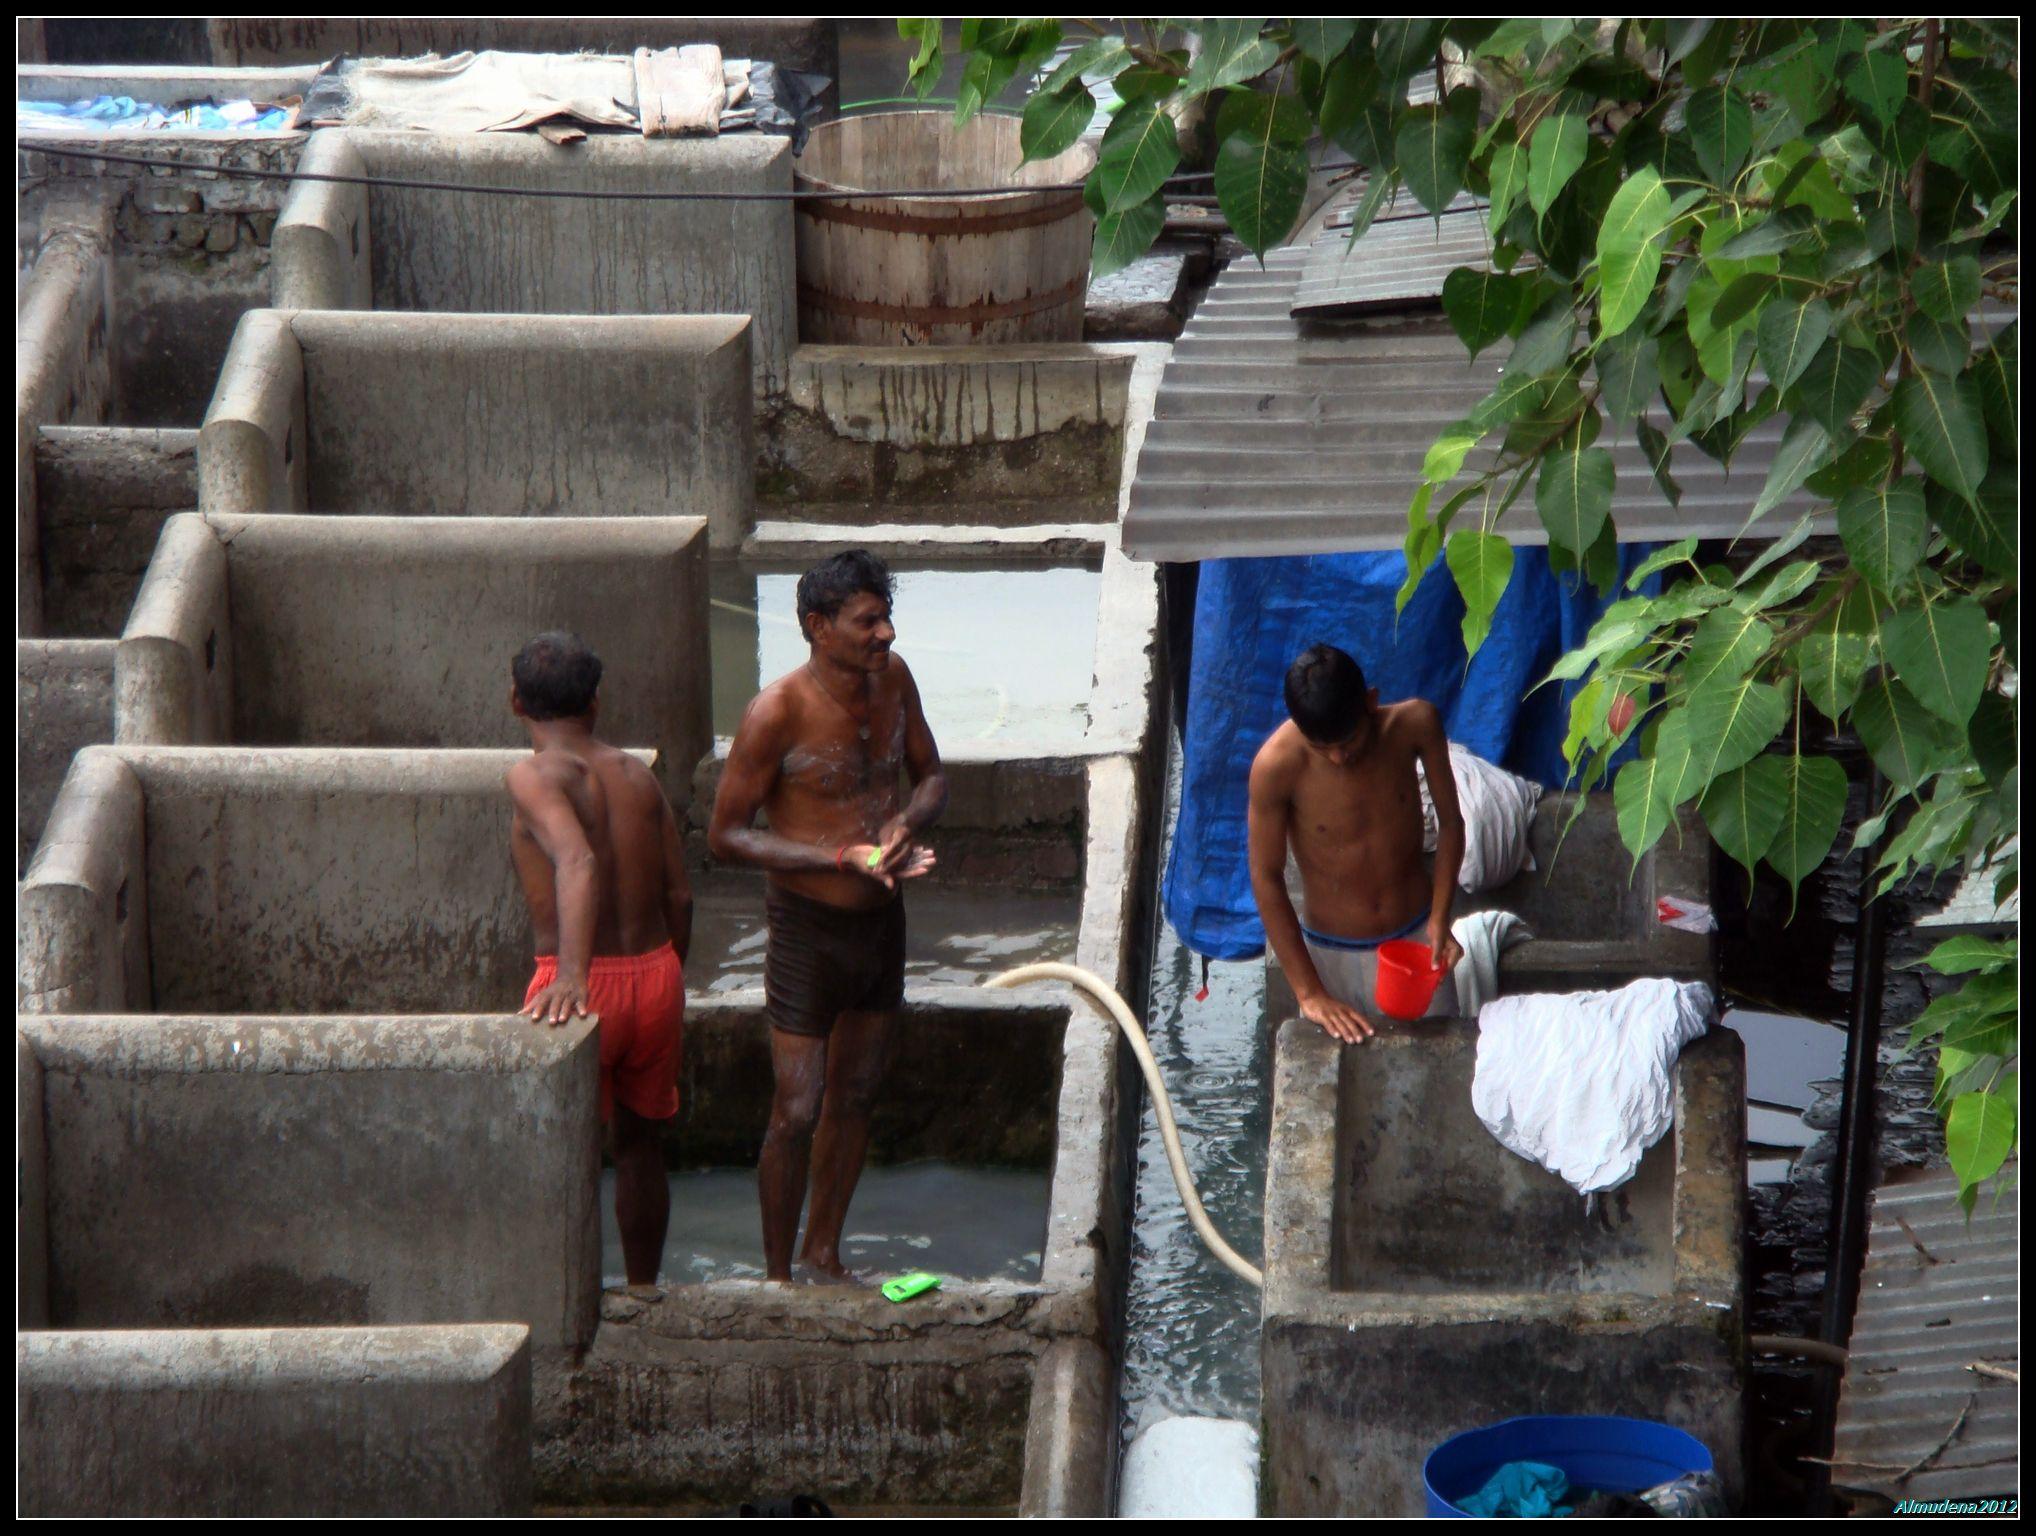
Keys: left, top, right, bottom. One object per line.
{"left": 1164, "top": 545, "right": 1659, "bottom": 961}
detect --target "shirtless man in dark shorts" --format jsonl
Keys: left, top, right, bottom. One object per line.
{"left": 506, "top": 632, "right": 693, "bottom": 1291}
{"left": 1248, "top": 644, "right": 1466, "bottom": 1043}
{"left": 708, "top": 550, "right": 949, "bottom": 1284}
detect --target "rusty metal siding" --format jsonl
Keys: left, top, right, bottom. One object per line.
{"left": 1828, "top": 1165, "right": 2019, "bottom": 1506}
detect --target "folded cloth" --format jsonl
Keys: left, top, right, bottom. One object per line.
{"left": 1450, "top": 909, "right": 1531, "bottom": 1017}
{"left": 1459, "top": 1460, "right": 1573, "bottom": 1518}
{"left": 1472, "top": 977, "right": 1715, "bottom": 1196}
{"left": 1419, "top": 742, "right": 1544, "bottom": 892}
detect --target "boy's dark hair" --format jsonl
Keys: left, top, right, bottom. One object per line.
{"left": 797, "top": 548, "right": 895, "bottom": 636}
{"left": 1284, "top": 644, "right": 1371, "bottom": 744}
{"left": 512, "top": 632, "right": 603, "bottom": 720}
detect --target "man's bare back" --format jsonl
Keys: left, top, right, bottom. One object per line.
{"left": 1249, "top": 647, "right": 1464, "bottom": 1043}
{"left": 508, "top": 741, "right": 690, "bottom": 960}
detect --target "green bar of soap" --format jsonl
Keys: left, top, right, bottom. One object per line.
{"left": 881, "top": 1271, "right": 942, "bottom": 1303}
{"left": 866, "top": 848, "right": 884, "bottom": 870}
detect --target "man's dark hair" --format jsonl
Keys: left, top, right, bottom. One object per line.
{"left": 512, "top": 632, "right": 603, "bottom": 720}
{"left": 796, "top": 548, "right": 895, "bottom": 636}
{"left": 1284, "top": 644, "right": 1371, "bottom": 744}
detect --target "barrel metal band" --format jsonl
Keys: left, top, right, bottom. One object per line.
{"left": 796, "top": 191, "right": 1087, "bottom": 236}
{"left": 797, "top": 279, "right": 1085, "bottom": 326}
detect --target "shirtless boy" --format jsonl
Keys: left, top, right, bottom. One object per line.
{"left": 506, "top": 632, "right": 692, "bottom": 1290}
{"left": 708, "top": 551, "right": 949, "bottom": 1283}
{"left": 1248, "top": 644, "right": 1466, "bottom": 1043}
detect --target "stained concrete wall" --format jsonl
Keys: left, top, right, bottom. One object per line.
{"left": 17, "top": 746, "right": 649, "bottom": 1016}
{"left": 18, "top": 640, "right": 116, "bottom": 876}
{"left": 204, "top": 17, "right": 840, "bottom": 79}
{"left": 538, "top": 1284, "right": 1057, "bottom": 1508}
{"left": 33, "top": 425, "right": 199, "bottom": 637}
{"left": 115, "top": 513, "right": 712, "bottom": 790}
{"left": 18, "top": 1324, "right": 534, "bottom": 1516}
{"left": 19, "top": 1015, "right": 599, "bottom": 1347}
{"left": 761, "top": 346, "right": 1137, "bottom": 524}
{"left": 674, "top": 987, "right": 1066, "bottom": 1166}
{"left": 1261, "top": 1020, "right": 1746, "bottom": 1517}
{"left": 275, "top": 131, "right": 795, "bottom": 401}
{"left": 19, "top": 1034, "right": 49, "bottom": 1328}
{"left": 199, "top": 310, "right": 755, "bottom": 541}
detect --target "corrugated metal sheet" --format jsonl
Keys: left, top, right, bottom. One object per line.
{"left": 1295, "top": 197, "right": 1498, "bottom": 315}
{"left": 1123, "top": 243, "right": 1832, "bottom": 562}
{"left": 1829, "top": 1165, "right": 2019, "bottom": 1507}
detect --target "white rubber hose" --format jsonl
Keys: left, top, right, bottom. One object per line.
{"left": 984, "top": 961, "right": 1264, "bottom": 1290}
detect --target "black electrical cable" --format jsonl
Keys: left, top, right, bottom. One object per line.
{"left": 18, "top": 139, "right": 1375, "bottom": 204}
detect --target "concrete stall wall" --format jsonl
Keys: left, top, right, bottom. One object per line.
{"left": 1261, "top": 1021, "right": 1747, "bottom": 1517}
{"left": 115, "top": 513, "right": 713, "bottom": 785}
{"left": 763, "top": 346, "right": 1136, "bottom": 523}
{"left": 18, "top": 1324, "right": 534, "bottom": 1516}
{"left": 19, "top": 1016, "right": 599, "bottom": 1347}
{"left": 274, "top": 131, "right": 795, "bottom": 400}
{"left": 18, "top": 640, "right": 117, "bottom": 876}
{"left": 33, "top": 425, "right": 198, "bottom": 638}
{"left": 199, "top": 310, "right": 756, "bottom": 541}
{"left": 17, "top": 746, "right": 659, "bottom": 1016}
{"left": 19, "top": 1035, "right": 50, "bottom": 1328}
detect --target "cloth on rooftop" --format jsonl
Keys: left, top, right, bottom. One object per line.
{"left": 1450, "top": 908, "right": 1531, "bottom": 1017}
{"left": 1472, "top": 976, "right": 1715, "bottom": 1196}
{"left": 1420, "top": 741, "right": 1544, "bottom": 891}
{"left": 1458, "top": 1460, "right": 1574, "bottom": 1518}
{"left": 19, "top": 95, "right": 294, "bottom": 132}
{"left": 1162, "top": 545, "right": 1659, "bottom": 962}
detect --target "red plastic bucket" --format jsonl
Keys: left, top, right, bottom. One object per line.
{"left": 1375, "top": 939, "right": 1445, "bottom": 1020}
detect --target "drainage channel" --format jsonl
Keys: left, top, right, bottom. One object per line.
{"left": 1115, "top": 725, "right": 1269, "bottom": 1515}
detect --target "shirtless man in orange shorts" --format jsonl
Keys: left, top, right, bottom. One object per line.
{"left": 507, "top": 631, "right": 693, "bottom": 1290}
{"left": 1249, "top": 644, "right": 1466, "bottom": 1044}
{"left": 709, "top": 550, "right": 948, "bottom": 1284}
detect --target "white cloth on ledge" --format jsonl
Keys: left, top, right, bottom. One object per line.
{"left": 1419, "top": 741, "right": 1544, "bottom": 892}
{"left": 1472, "top": 977, "right": 1715, "bottom": 1196}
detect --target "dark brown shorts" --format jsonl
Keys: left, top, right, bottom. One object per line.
{"left": 764, "top": 885, "right": 907, "bottom": 1037}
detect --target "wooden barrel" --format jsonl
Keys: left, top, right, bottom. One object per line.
{"left": 794, "top": 109, "right": 1097, "bottom": 346}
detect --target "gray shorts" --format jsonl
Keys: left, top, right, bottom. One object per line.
{"left": 1302, "top": 935, "right": 1460, "bottom": 1020}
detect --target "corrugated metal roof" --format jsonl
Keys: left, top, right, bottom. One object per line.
{"left": 1295, "top": 197, "right": 1498, "bottom": 315}
{"left": 1829, "top": 1164, "right": 2019, "bottom": 1506}
{"left": 1123, "top": 242, "right": 1832, "bottom": 562}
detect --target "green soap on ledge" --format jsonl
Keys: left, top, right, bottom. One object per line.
{"left": 881, "top": 1271, "right": 942, "bottom": 1303}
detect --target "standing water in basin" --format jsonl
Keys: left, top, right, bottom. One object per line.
{"left": 710, "top": 563, "right": 1100, "bottom": 746}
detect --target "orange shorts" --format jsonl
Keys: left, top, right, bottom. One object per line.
{"left": 525, "top": 944, "right": 683, "bottom": 1123}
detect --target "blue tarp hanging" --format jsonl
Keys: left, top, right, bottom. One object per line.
{"left": 1164, "top": 544, "right": 1660, "bottom": 962}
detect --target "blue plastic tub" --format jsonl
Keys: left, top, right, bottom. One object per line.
{"left": 1423, "top": 1415, "right": 1713, "bottom": 1517}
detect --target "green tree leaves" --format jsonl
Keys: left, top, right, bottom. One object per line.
{"left": 1535, "top": 445, "right": 1616, "bottom": 557}
{"left": 1892, "top": 371, "right": 1989, "bottom": 504}
{"left": 1397, "top": 101, "right": 1476, "bottom": 215}
{"left": 1446, "top": 529, "right": 1515, "bottom": 655}
{"left": 1596, "top": 167, "right": 1673, "bottom": 337}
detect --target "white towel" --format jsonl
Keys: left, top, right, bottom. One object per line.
{"left": 1419, "top": 742, "right": 1543, "bottom": 892}
{"left": 1451, "top": 909, "right": 1532, "bottom": 1017}
{"left": 1472, "top": 978, "right": 1715, "bottom": 1196}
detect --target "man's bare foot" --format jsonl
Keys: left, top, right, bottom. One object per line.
{"left": 795, "top": 1256, "right": 868, "bottom": 1287}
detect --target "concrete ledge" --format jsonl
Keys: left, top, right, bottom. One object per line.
{"left": 744, "top": 519, "right": 1110, "bottom": 567}
{"left": 199, "top": 309, "right": 755, "bottom": 541}
{"left": 20, "top": 1015, "right": 598, "bottom": 1346}
{"left": 536, "top": 1282, "right": 1058, "bottom": 1508}
{"left": 275, "top": 130, "right": 794, "bottom": 401}
{"left": 18, "top": 745, "right": 655, "bottom": 1015}
{"left": 116, "top": 513, "right": 712, "bottom": 792}
{"left": 19, "top": 1033, "right": 49, "bottom": 1328}
{"left": 17, "top": 639, "right": 116, "bottom": 875}
{"left": 18, "top": 1324, "right": 533, "bottom": 1516}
